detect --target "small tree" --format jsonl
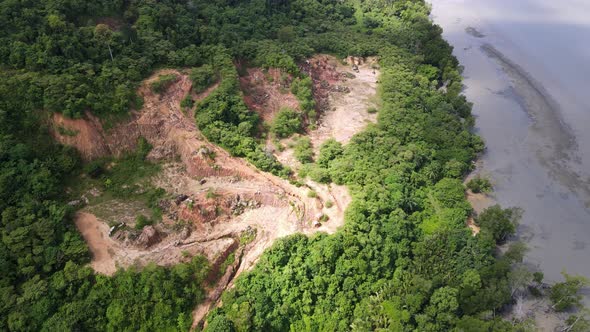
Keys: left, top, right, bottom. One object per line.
{"left": 277, "top": 26, "right": 295, "bottom": 43}
{"left": 317, "top": 138, "right": 343, "bottom": 167}
{"left": 476, "top": 205, "right": 521, "bottom": 243}
{"left": 294, "top": 137, "right": 313, "bottom": 163}
{"left": 94, "top": 24, "right": 114, "bottom": 61}
{"left": 135, "top": 215, "right": 152, "bottom": 230}
{"left": 466, "top": 177, "right": 492, "bottom": 193}
{"left": 550, "top": 271, "right": 589, "bottom": 312}
{"left": 564, "top": 308, "right": 590, "bottom": 332}
{"left": 271, "top": 108, "right": 301, "bottom": 138}
{"left": 190, "top": 65, "right": 217, "bottom": 93}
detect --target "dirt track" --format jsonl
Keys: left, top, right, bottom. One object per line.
{"left": 75, "top": 212, "right": 117, "bottom": 275}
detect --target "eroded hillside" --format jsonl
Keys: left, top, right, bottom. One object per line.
{"left": 50, "top": 59, "right": 379, "bottom": 326}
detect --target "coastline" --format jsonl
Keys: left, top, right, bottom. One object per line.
{"left": 429, "top": 0, "right": 590, "bottom": 295}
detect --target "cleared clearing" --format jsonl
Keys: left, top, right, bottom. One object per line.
{"left": 308, "top": 55, "right": 380, "bottom": 147}
{"left": 61, "top": 57, "right": 380, "bottom": 326}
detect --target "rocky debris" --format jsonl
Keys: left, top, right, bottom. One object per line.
{"left": 148, "top": 143, "right": 176, "bottom": 160}
{"left": 331, "top": 85, "right": 350, "bottom": 93}
{"left": 312, "top": 220, "right": 321, "bottom": 228}
{"left": 342, "top": 72, "right": 356, "bottom": 79}
{"left": 109, "top": 223, "right": 125, "bottom": 237}
{"left": 167, "top": 211, "right": 178, "bottom": 222}
{"left": 197, "top": 146, "right": 213, "bottom": 159}
{"left": 137, "top": 226, "right": 161, "bottom": 248}
{"left": 228, "top": 194, "right": 260, "bottom": 216}
{"left": 179, "top": 227, "right": 191, "bottom": 240}
{"left": 68, "top": 200, "right": 82, "bottom": 206}
{"left": 88, "top": 187, "right": 101, "bottom": 197}
{"left": 158, "top": 199, "right": 171, "bottom": 211}
{"left": 175, "top": 194, "right": 189, "bottom": 205}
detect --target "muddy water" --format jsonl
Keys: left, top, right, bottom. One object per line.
{"left": 429, "top": 0, "right": 590, "bottom": 288}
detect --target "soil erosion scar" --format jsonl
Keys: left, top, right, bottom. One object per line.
{"left": 480, "top": 43, "right": 590, "bottom": 205}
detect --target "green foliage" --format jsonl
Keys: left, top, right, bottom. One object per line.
{"left": 277, "top": 26, "right": 296, "bottom": 43}
{"left": 293, "top": 137, "right": 314, "bottom": 163}
{"left": 193, "top": 50, "right": 287, "bottom": 177}
{"left": 98, "top": 139, "right": 160, "bottom": 198}
{"left": 134, "top": 214, "right": 153, "bottom": 230}
{"left": 150, "top": 74, "right": 178, "bottom": 94}
{"left": 0, "top": 113, "right": 207, "bottom": 331}
{"left": 181, "top": 95, "right": 194, "bottom": 110}
{"left": 467, "top": 177, "right": 493, "bottom": 193}
{"left": 271, "top": 107, "right": 302, "bottom": 138}
{"left": 190, "top": 64, "right": 217, "bottom": 93}
{"left": 290, "top": 77, "right": 316, "bottom": 118}
{"left": 206, "top": 189, "right": 218, "bottom": 199}
{"left": 208, "top": 4, "right": 525, "bottom": 328}
{"left": 317, "top": 138, "right": 344, "bottom": 168}
{"left": 564, "top": 310, "right": 590, "bottom": 332}
{"left": 57, "top": 125, "right": 79, "bottom": 137}
{"left": 476, "top": 205, "right": 521, "bottom": 243}
{"left": 550, "top": 271, "right": 589, "bottom": 312}
{"left": 239, "top": 228, "right": 257, "bottom": 246}
{"left": 205, "top": 315, "right": 236, "bottom": 332}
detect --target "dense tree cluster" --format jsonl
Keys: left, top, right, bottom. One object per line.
{"left": 204, "top": 2, "right": 532, "bottom": 331}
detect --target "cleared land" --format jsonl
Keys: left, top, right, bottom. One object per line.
{"left": 59, "top": 57, "right": 380, "bottom": 326}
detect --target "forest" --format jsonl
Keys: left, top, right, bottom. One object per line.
{"left": 0, "top": 0, "right": 587, "bottom": 331}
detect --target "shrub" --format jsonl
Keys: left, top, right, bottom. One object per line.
{"left": 85, "top": 160, "right": 106, "bottom": 178}
{"left": 308, "top": 166, "right": 331, "bottom": 183}
{"left": 271, "top": 108, "right": 302, "bottom": 138}
{"left": 466, "top": 177, "right": 492, "bottom": 193}
{"left": 550, "top": 272, "right": 589, "bottom": 311}
{"left": 317, "top": 138, "right": 344, "bottom": 167}
{"left": 135, "top": 215, "right": 153, "bottom": 230}
{"left": 181, "top": 95, "right": 194, "bottom": 110}
{"left": 277, "top": 26, "right": 295, "bottom": 43}
{"left": 307, "top": 190, "right": 317, "bottom": 198}
{"left": 476, "top": 205, "right": 521, "bottom": 243}
{"left": 150, "top": 74, "right": 178, "bottom": 94}
{"left": 294, "top": 137, "right": 313, "bottom": 163}
{"left": 290, "top": 77, "right": 315, "bottom": 115}
{"left": 190, "top": 64, "right": 217, "bottom": 93}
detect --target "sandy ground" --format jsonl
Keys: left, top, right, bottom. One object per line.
{"left": 75, "top": 212, "right": 117, "bottom": 275}
{"left": 308, "top": 55, "right": 379, "bottom": 148}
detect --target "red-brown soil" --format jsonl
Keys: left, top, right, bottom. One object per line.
{"left": 239, "top": 67, "right": 301, "bottom": 122}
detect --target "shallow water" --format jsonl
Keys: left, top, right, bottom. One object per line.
{"left": 429, "top": 0, "right": 590, "bottom": 287}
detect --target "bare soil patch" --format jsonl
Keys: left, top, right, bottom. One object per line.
{"left": 75, "top": 212, "right": 117, "bottom": 275}
{"left": 306, "top": 55, "right": 380, "bottom": 148}
{"left": 239, "top": 67, "right": 300, "bottom": 122}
